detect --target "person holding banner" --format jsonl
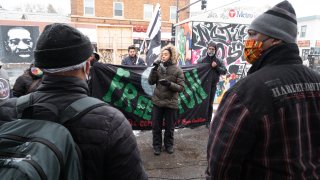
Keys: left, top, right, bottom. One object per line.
{"left": 148, "top": 44, "right": 185, "bottom": 155}
{"left": 206, "top": 1, "right": 320, "bottom": 179}
{"left": 197, "top": 42, "right": 227, "bottom": 127}
{"left": 0, "top": 23, "right": 147, "bottom": 180}
{"left": 121, "top": 45, "right": 146, "bottom": 66}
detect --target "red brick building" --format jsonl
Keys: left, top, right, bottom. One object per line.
{"left": 70, "top": 0, "right": 190, "bottom": 64}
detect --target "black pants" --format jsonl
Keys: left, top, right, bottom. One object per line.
{"left": 152, "top": 105, "right": 177, "bottom": 150}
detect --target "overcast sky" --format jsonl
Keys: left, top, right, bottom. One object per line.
{"left": 0, "top": 0, "right": 318, "bottom": 17}
{"left": 202, "top": 0, "right": 319, "bottom": 18}
{"left": 0, "top": 0, "right": 71, "bottom": 14}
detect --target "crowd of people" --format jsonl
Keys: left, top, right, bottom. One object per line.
{"left": 0, "top": 1, "right": 320, "bottom": 179}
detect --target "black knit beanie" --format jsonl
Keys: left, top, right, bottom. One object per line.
{"left": 249, "top": 1, "right": 297, "bottom": 43}
{"left": 34, "top": 23, "right": 93, "bottom": 69}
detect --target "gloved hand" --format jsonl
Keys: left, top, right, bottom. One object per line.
{"left": 153, "top": 60, "right": 161, "bottom": 67}
{"left": 159, "top": 79, "right": 171, "bottom": 87}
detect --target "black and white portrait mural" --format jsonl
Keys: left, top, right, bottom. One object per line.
{"left": 0, "top": 26, "right": 39, "bottom": 63}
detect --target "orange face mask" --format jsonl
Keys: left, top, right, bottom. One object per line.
{"left": 243, "top": 39, "right": 268, "bottom": 64}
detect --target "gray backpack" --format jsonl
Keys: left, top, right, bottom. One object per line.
{"left": 0, "top": 94, "right": 106, "bottom": 180}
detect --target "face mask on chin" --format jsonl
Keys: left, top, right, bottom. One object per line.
{"left": 83, "top": 64, "right": 90, "bottom": 82}
{"left": 243, "top": 38, "right": 270, "bottom": 64}
{"left": 208, "top": 51, "right": 215, "bottom": 57}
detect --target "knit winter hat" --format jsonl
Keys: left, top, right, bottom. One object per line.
{"left": 249, "top": 1, "right": 297, "bottom": 43}
{"left": 34, "top": 23, "right": 93, "bottom": 69}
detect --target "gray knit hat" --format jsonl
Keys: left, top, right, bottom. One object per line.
{"left": 249, "top": 1, "right": 297, "bottom": 43}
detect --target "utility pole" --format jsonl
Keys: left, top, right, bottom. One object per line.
{"left": 176, "top": 0, "right": 179, "bottom": 23}
{"left": 176, "top": 0, "right": 202, "bottom": 23}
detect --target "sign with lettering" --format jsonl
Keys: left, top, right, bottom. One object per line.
{"left": 133, "top": 25, "right": 147, "bottom": 32}
{"left": 89, "top": 63, "right": 214, "bottom": 130}
{"left": 297, "top": 40, "right": 310, "bottom": 47}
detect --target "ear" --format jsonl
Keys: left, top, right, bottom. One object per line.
{"left": 271, "top": 39, "right": 283, "bottom": 45}
{"left": 85, "top": 60, "right": 90, "bottom": 74}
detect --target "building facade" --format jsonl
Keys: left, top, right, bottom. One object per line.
{"left": 297, "top": 16, "right": 320, "bottom": 58}
{"left": 71, "top": 0, "right": 190, "bottom": 64}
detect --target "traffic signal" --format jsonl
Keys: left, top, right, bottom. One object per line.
{"left": 171, "top": 24, "right": 176, "bottom": 38}
{"left": 201, "top": 0, "right": 207, "bottom": 10}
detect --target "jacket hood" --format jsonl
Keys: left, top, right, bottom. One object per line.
{"left": 161, "top": 44, "right": 178, "bottom": 65}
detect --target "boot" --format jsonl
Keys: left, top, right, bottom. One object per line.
{"left": 154, "top": 147, "right": 161, "bottom": 155}
{"left": 165, "top": 146, "right": 174, "bottom": 154}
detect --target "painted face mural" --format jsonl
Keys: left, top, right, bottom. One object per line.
{"left": 1, "top": 26, "right": 39, "bottom": 63}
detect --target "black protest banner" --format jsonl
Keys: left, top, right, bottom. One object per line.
{"left": 89, "top": 63, "right": 214, "bottom": 130}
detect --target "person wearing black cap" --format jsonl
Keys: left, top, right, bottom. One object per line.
{"left": 0, "top": 23, "right": 147, "bottom": 180}
{"left": 90, "top": 51, "right": 100, "bottom": 66}
{"left": 206, "top": 1, "right": 320, "bottom": 179}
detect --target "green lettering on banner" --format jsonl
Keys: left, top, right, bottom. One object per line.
{"left": 114, "top": 83, "right": 137, "bottom": 112}
{"left": 134, "top": 96, "right": 153, "bottom": 120}
{"left": 103, "top": 68, "right": 130, "bottom": 103}
{"left": 179, "top": 69, "right": 208, "bottom": 112}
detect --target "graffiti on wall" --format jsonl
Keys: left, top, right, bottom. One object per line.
{"left": 0, "top": 25, "right": 39, "bottom": 64}
{"left": 177, "top": 23, "right": 193, "bottom": 65}
{"left": 192, "top": 22, "right": 248, "bottom": 74}
{"left": 192, "top": 22, "right": 249, "bottom": 103}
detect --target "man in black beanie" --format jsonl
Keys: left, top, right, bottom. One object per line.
{"left": 206, "top": 1, "right": 320, "bottom": 179}
{"left": 0, "top": 23, "right": 147, "bottom": 180}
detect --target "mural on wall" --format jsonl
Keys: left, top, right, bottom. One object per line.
{"left": 191, "top": 22, "right": 249, "bottom": 103}
{"left": 0, "top": 26, "right": 39, "bottom": 64}
{"left": 177, "top": 23, "right": 192, "bottom": 65}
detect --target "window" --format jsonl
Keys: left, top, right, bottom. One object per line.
{"left": 170, "top": 6, "right": 177, "bottom": 21}
{"left": 144, "top": 4, "right": 153, "bottom": 19}
{"left": 300, "top": 25, "right": 307, "bottom": 38}
{"left": 84, "top": 0, "right": 94, "bottom": 16}
{"left": 114, "top": 2, "right": 123, "bottom": 17}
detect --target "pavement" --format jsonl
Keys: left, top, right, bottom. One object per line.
{"left": 136, "top": 125, "right": 209, "bottom": 180}
{"left": 135, "top": 104, "right": 219, "bottom": 180}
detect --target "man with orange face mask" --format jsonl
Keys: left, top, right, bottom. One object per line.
{"left": 206, "top": 1, "right": 320, "bottom": 179}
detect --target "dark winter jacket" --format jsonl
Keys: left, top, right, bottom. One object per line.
{"left": 0, "top": 75, "right": 147, "bottom": 180}
{"left": 148, "top": 45, "right": 185, "bottom": 109}
{"left": 121, "top": 56, "right": 146, "bottom": 66}
{"left": 198, "top": 55, "right": 227, "bottom": 83}
{"left": 206, "top": 43, "right": 320, "bottom": 179}
{"left": 12, "top": 69, "right": 41, "bottom": 97}
{"left": 12, "top": 72, "right": 32, "bottom": 97}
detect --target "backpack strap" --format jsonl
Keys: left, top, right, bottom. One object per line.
{"left": 16, "top": 94, "right": 32, "bottom": 119}
{"left": 60, "top": 97, "right": 106, "bottom": 124}
{"left": 16, "top": 93, "right": 60, "bottom": 119}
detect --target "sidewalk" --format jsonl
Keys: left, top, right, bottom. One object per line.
{"left": 136, "top": 125, "right": 209, "bottom": 180}
{"left": 135, "top": 104, "right": 219, "bottom": 179}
